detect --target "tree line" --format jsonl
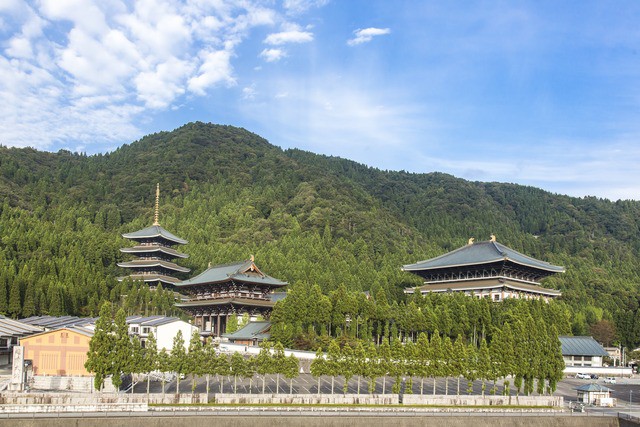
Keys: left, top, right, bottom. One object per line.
{"left": 86, "top": 301, "right": 563, "bottom": 397}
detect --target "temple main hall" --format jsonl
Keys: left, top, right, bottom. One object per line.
{"left": 402, "top": 236, "right": 564, "bottom": 301}
{"left": 174, "top": 257, "right": 287, "bottom": 337}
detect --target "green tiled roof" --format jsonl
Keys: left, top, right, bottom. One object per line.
{"left": 120, "top": 245, "right": 189, "bottom": 259}
{"left": 176, "top": 260, "right": 287, "bottom": 288}
{"left": 222, "top": 321, "right": 271, "bottom": 340}
{"left": 117, "top": 259, "right": 190, "bottom": 273}
{"left": 559, "top": 336, "right": 609, "bottom": 357}
{"left": 117, "top": 273, "right": 182, "bottom": 285}
{"left": 403, "top": 240, "right": 565, "bottom": 273}
{"left": 122, "top": 225, "right": 188, "bottom": 245}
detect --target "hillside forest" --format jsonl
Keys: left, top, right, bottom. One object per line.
{"left": 1, "top": 122, "right": 639, "bottom": 351}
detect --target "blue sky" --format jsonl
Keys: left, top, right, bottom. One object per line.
{"left": 1, "top": 1, "right": 639, "bottom": 200}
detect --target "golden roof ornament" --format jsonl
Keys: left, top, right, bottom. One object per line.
{"left": 490, "top": 234, "right": 496, "bottom": 242}
{"left": 250, "top": 254, "right": 255, "bottom": 262}
{"left": 153, "top": 183, "right": 160, "bottom": 226}
{"left": 468, "top": 237, "right": 474, "bottom": 245}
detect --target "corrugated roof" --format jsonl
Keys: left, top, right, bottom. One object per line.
{"left": 403, "top": 240, "right": 565, "bottom": 274}
{"left": 177, "top": 260, "right": 287, "bottom": 288}
{"left": 0, "top": 316, "right": 43, "bottom": 337}
{"left": 559, "top": 336, "right": 609, "bottom": 357}
{"left": 18, "top": 316, "right": 95, "bottom": 330}
{"left": 222, "top": 321, "right": 271, "bottom": 340}
{"left": 122, "top": 225, "right": 188, "bottom": 245}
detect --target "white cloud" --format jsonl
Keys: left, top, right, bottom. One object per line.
{"left": 260, "top": 48, "right": 286, "bottom": 62}
{"left": 283, "top": 0, "right": 329, "bottom": 15}
{"left": 264, "top": 29, "right": 313, "bottom": 45}
{"left": 347, "top": 27, "right": 391, "bottom": 46}
{"left": 188, "top": 50, "right": 236, "bottom": 95}
{"left": 242, "top": 85, "right": 257, "bottom": 99}
{"left": 0, "top": 0, "right": 324, "bottom": 150}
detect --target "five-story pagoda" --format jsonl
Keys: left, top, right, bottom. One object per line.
{"left": 118, "top": 184, "right": 190, "bottom": 288}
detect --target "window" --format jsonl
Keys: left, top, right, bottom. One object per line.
{"left": 142, "top": 327, "right": 151, "bottom": 334}
{"left": 130, "top": 327, "right": 139, "bottom": 334}
{"left": 493, "top": 294, "right": 501, "bottom": 301}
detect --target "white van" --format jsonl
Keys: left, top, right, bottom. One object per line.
{"left": 604, "top": 377, "right": 616, "bottom": 384}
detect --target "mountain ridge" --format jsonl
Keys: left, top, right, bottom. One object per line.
{"left": 0, "top": 122, "right": 639, "bottom": 347}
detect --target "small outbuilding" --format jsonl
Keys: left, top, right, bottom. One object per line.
{"left": 575, "top": 383, "right": 614, "bottom": 406}
{"left": 222, "top": 321, "right": 271, "bottom": 346}
{"left": 560, "top": 336, "right": 609, "bottom": 368}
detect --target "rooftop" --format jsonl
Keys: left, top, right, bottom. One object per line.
{"left": 122, "top": 225, "right": 188, "bottom": 245}
{"left": 177, "top": 259, "right": 287, "bottom": 288}
{"left": 559, "top": 336, "right": 610, "bottom": 357}
{"left": 403, "top": 239, "right": 565, "bottom": 274}
{"left": 222, "top": 321, "right": 271, "bottom": 341}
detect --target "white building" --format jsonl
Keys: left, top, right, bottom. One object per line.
{"left": 126, "top": 315, "right": 197, "bottom": 352}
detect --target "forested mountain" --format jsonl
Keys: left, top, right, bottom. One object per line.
{"left": 1, "top": 122, "right": 639, "bottom": 348}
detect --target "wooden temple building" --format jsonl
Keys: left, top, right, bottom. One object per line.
{"left": 118, "top": 184, "right": 190, "bottom": 288}
{"left": 402, "top": 236, "right": 564, "bottom": 301}
{"left": 174, "top": 257, "right": 287, "bottom": 337}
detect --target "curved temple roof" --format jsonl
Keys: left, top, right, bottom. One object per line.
{"left": 120, "top": 245, "right": 189, "bottom": 259}
{"left": 176, "top": 259, "right": 287, "bottom": 288}
{"left": 122, "top": 225, "right": 188, "bottom": 245}
{"left": 117, "top": 259, "right": 191, "bottom": 273}
{"left": 402, "top": 240, "right": 565, "bottom": 274}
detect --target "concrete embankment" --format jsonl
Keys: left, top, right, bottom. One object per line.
{"left": 0, "top": 415, "right": 621, "bottom": 427}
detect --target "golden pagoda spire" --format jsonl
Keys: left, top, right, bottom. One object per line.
{"left": 153, "top": 183, "right": 160, "bottom": 226}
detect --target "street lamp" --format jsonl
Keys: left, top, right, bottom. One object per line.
{"left": 630, "top": 390, "right": 633, "bottom": 408}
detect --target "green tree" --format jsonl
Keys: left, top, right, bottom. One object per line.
{"left": 110, "top": 308, "right": 132, "bottom": 390}
{"left": 230, "top": 352, "right": 247, "bottom": 394}
{"left": 170, "top": 330, "right": 187, "bottom": 394}
{"left": 187, "top": 329, "right": 204, "bottom": 392}
{"left": 256, "top": 341, "right": 273, "bottom": 394}
{"left": 285, "top": 353, "right": 299, "bottom": 394}
{"left": 143, "top": 331, "right": 159, "bottom": 396}
{"left": 85, "top": 301, "right": 114, "bottom": 391}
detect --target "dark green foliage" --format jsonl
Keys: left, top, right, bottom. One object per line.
{"left": 1, "top": 122, "right": 639, "bottom": 348}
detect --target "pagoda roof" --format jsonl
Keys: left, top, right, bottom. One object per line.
{"left": 176, "top": 259, "right": 287, "bottom": 288}
{"left": 175, "top": 297, "right": 276, "bottom": 309}
{"left": 117, "top": 259, "right": 191, "bottom": 273}
{"left": 122, "top": 225, "right": 188, "bottom": 245}
{"left": 117, "top": 274, "right": 182, "bottom": 285}
{"left": 402, "top": 240, "right": 565, "bottom": 274}
{"left": 120, "top": 245, "right": 189, "bottom": 259}
{"left": 405, "top": 278, "right": 561, "bottom": 296}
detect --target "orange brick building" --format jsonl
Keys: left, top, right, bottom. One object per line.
{"left": 20, "top": 327, "right": 93, "bottom": 376}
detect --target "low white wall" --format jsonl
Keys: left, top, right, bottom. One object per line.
{"left": 0, "top": 392, "right": 208, "bottom": 406}
{"left": 213, "top": 393, "right": 398, "bottom": 405}
{"left": 564, "top": 366, "right": 633, "bottom": 376}
{"left": 0, "top": 403, "right": 147, "bottom": 413}
{"left": 401, "top": 394, "right": 563, "bottom": 407}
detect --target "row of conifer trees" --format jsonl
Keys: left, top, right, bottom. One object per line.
{"left": 85, "top": 302, "right": 564, "bottom": 396}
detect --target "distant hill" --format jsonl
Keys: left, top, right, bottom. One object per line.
{"left": 1, "top": 122, "right": 639, "bottom": 347}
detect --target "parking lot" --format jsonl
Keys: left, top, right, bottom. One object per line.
{"left": 130, "top": 372, "right": 639, "bottom": 405}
